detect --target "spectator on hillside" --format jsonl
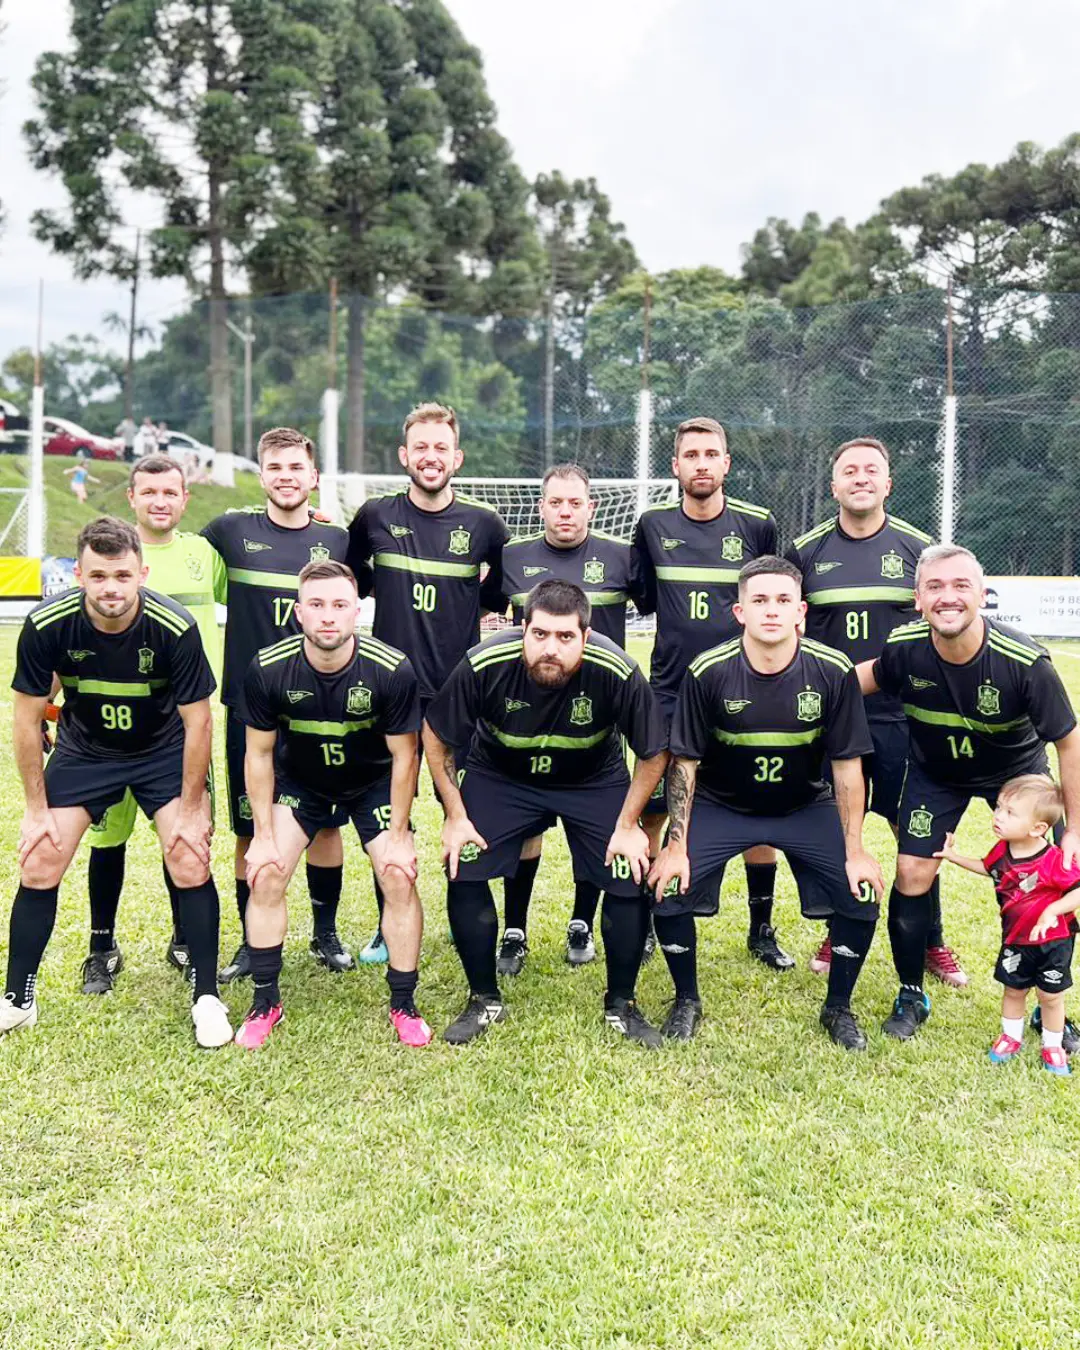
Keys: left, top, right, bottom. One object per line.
{"left": 115, "top": 415, "right": 137, "bottom": 463}
{"left": 156, "top": 421, "right": 171, "bottom": 452}
{"left": 135, "top": 417, "right": 157, "bottom": 458}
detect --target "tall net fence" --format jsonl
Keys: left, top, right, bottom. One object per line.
{"left": 38, "top": 284, "right": 1080, "bottom": 574}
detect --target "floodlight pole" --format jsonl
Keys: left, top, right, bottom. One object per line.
{"left": 28, "top": 281, "right": 45, "bottom": 561}
{"left": 321, "top": 277, "right": 341, "bottom": 522}
{"left": 941, "top": 279, "right": 957, "bottom": 545}
{"left": 635, "top": 274, "right": 653, "bottom": 521}
{"left": 226, "top": 314, "right": 255, "bottom": 459}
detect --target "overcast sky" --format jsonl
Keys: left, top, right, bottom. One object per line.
{"left": 3, "top": 0, "right": 1080, "bottom": 365}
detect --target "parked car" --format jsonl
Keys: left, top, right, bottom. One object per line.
{"left": 43, "top": 416, "right": 122, "bottom": 460}
{"left": 163, "top": 429, "right": 258, "bottom": 475}
{"left": 0, "top": 399, "right": 29, "bottom": 448}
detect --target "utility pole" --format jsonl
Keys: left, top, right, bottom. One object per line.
{"left": 543, "top": 241, "right": 557, "bottom": 469}
{"left": 226, "top": 313, "right": 255, "bottom": 459}
{"left": 124, "top": 229, "right": 140, "bottom": 422}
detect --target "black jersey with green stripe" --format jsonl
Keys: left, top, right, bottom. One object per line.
{"left": 240, "top": 633, "right": 420, "bottom": 799}
{"left": 873, "top": 618, "right": 1076, "bottom": 792}
{"left": 425, "top": 627, "right": 667, "bottom": 789}
{"left": 786, "top": 513, "right": 932, "bottom": 723}
{"left": 671, "top": 636, "right": 871, "bottom": 815}
{"left": 13, "top": 587, "right": 215, "bottom": 760}
{"left": 632, "top": 496, "right": 778, "bottom": 701}
{"left": 346, "top": 489, "right": 509, "bottom": 701}
{"left": 200, "top": 507, "right": 349, "bottom": 708}
{"left": 499, "top": 531, "right": 635, "bottom": 646}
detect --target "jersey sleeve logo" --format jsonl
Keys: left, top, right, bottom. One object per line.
{"left": 389, "top": 524, "right": 413, "bottom": 538}
{"left": 795, "top": 688, "right": 822, "bottom": 722}
{"left": 138, "top": 648, "right": 155, "bottom": 674}
{"left": 185, "top": 554, "right": 206, "bottom": 581}
{"left": 346, "top": 684, "right": 373, "bottom": 715}
{"left": 309, "top": 544, "right": 331, "bottom": 563}
{"left": 721, "top": 534, "right": 744, "bottom": 562}
{"left": 724, "top": 698, "right": 752, "bottom": 714}
{"left": 907, "top": 805, "right": 934, "bottom": 839}
{"left": 243, "top": 539, "right": 272, "bottom": 553}
{"left": 814, "top": 561, "right": 842, "bottom": 574}
{"left": 287, "top": 689, "right": 313, "bottom": 704}
{"left": 523, "top": 565, "right": 547, "bottom": 577}
{"left": 880, "top": 551, "right": 905, "bottom": 579}
{"left": 583, "top": 558, "right": 605, "bottom": 584}
{"left": 448, "top": 528, "right": 472, "bottom": 556}
{"left": 976, "top": 681, "right": 1001, "bottom": 716}
{"left": 569, "top": 695, "right": 594, "bottom": 725}
{"left": 660, "top": 537, "right": 684, "bottom": 551}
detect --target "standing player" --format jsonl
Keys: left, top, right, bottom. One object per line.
{"left": 633, "top": 417, "right": 788, "bottom": 968}
{"left": 859, "top": 544, "right": 1080, "bottom": 1040}
{"left": 2, "top": 517, "right": 231, "bottom": 1047}
{"left": 423, "top": 580, "right": 670, "bottom": 1046}
{"left": 236, "top": 562, "right": 430, "bottom": 1048}
{"left": 786, "top": 437, "right": 966, "bottom": 985}
{"left": 201, "top": 427, "right": 351, "bottom": 983}
{"left": 494, "top": 463, "right": 638, "bottom": 970}
{"left": 649, "top": 557, "right": 884, "bottom": 1049}
{"left": 346, "top": 402, "right": 509, "bottom": 962}
{"left": 80, "top": 454, "right": 221, "bottom": 994}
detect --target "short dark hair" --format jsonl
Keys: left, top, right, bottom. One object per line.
{"left": 832, "top": 437, "right": 890, "bottom": 467}
{"left": 737, "top": 554, "right": 802, "bottom": 595}
{"left": 77, "top": 516, "right": 142, "bottom": 561}
{"left": 541, "top": 463, "right": 591, "bottom": 496}
{"left": 523, "top": 578, "right": 592, "bottom": 631}
{"left": 129, "top": 454, "right": 186, "bottom": 490}
{"left": 258, "top": 426, "right": 316, "bottom": 462}
{"left": 298, "top": 560, "right": 357, "bottom": 590}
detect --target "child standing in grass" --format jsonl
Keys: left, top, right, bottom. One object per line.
{"left": 936, "top": 773, "right": 1080, "bottom": 1077}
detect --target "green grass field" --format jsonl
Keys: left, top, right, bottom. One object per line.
{"left": 3, "top": 629, "right": 1080, "bottom": 1349}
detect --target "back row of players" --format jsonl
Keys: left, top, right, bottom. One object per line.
{"left": 3, "top": 407, "right": 1077, "bottom": 1053}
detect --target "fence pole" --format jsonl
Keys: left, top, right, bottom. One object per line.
{"left": 940, "top": 394, "right": 957, "bottom": 545}
{"left": 321, "top": 387, "right": 341, "bottom": 523}
{"left": 28, "top": 281, "right": 45, "bottom": 561}
{"left": 636, "top": 388, "right": 652, "bottom": 521}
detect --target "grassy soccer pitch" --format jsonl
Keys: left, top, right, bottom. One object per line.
{"left": 2, "top": 627, "right": 1080, "bottom": 1349}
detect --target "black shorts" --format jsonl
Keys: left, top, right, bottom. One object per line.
{"left": 44, "top": 743, "right": 182, "bottom": 824}
{"left": 654, "top": 796, "right": 880, "bottom": 923}
{"left": 866, "top": 719, "right": 908, "bottom": 825}
{"left": 276, "top": 773, "right": 397, "bottom": 849}
{"left": 226, "top": 707, "right": 346, "bottom": 837}
{"left": 995, "top": 937, "right": 1074, "bottom": 993}
{"left": 453, "top": 764, "right": 640, "bottom": 897}
{"left": 641, "top": 691, "right": 675, "bottom": 818}
{"left": 896, "top": 753, "right": 1051, "bottom": 857}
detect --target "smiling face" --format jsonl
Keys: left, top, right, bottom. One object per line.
{"left": 260, "top": 442, "right": 318, "bottom": 513}
{"left": 831, "top": 443, "right": 892, "bottom": 519}
{"left": 399, "top": 419, "right": 463, "bottom": 497}
{"left": 76, "top": 547, "right": 147, "bottom": 622}
{"left": 734, "top": 572, "right": 806, "bottom": 646}
{"left": 297, "top": 575, "right": 358, "bottom": 652}
{"left": 916, "top": 553, "right": 985, "bottom": 639}
{"left": 673, "top": 430, "right": 730, "bottom": 502}
{"left": 128, "top": 467, "right": 189, "bottom": 537}
{"left": 522, "top": 608, "right": 589, "bottom": 687}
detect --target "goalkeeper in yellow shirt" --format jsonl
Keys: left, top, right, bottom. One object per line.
{"left": 78, "top": 454, "right": 222, "bottom": 994}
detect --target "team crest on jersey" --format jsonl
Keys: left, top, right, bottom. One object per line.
{"left": 505, "top": 698, "right": 530, "bottom": 713}
{"left": 660, "top": 537, "right": 684, "bottom": 551}
{"left": 458, "top": 842, "right": 482, "bottom": 864}
{"left": 724, "top": 699, "right": 752, "bottom": 714}
{"left": 814, "top": 561, "right": 843, "bottom": 574}
{"left": 243, "top": 539, "right": 272, "bottom": 553}
{"left": 448, "top": 528, "right": 471, "bottom": 556}
{"left": 286, "top": 690, "right": 313, "bottom": 704}
{"left": 569, "top": 695, "right": 593, "bottom": 726}
{"left": 1019, "top": 871, "right": 1039, "bottom": 893}
{"left": 583, "top": 558, "right": 606, "bottom": 585}
{"left": 238, "top": 794, "right": 254, "bottom": 822}
{"left": 309, "top": 544, "right": 331, "bottom": 564}
{"left": 346, "top": 684, "right": 373, "bottom": 715}
{"left": 976, "top": 682, "right": 1001, "bottom": 717}
{"left": 795, "top": 688, "right": 821, "bottom": 722}
{"left": 389, "top": 524, "right": 413, "bottom": 538}
{"left": 721, "top": 534, "right": 744, "bottom": 563}
{"left": 523, "top": 565, "right": 547, "bottom": 577}
{"left": 880, "top": 550, "right": 905, "bottom": 580}
{"left": 185, "top": 554, "right": 205, "bottom": 581}
{"left": 137, "top": 648, "right": 155, "bottom": 674}
{"left": 908, "top": 805, "right": 933, "bottom": 839}
{"left": 67, "top": 649, "right": 94, "bottom": 663}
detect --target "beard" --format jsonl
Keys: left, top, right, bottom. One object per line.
{"left": 524, "top": 655, "right": 575, "bottom": 688}
{"left": 265, "top": 484, "right": 311, "bottom": 512}
{"left": 681, "top": 474, "right": 723, "bottom": 500}
{"left": 86, "top": 592, "right": 138, "bottom": 620}
{"left": 408, "top": 463, "right": 453, "bottom": 496}
{"left": 306, "top": 629, "right": 353, "bottom": 652}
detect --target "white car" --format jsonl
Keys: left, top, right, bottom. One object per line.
{"left": 164, "top": 430, "right": 258, "bottom": 474}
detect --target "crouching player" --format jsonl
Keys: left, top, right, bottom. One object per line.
{"left": 936, "top": 774, "right": 1080, "bottom": 1075}
{"left": 236, "top": 561, "right": 430, "bottom": 1048}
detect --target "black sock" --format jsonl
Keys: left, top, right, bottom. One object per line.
{"left": 249, "top": 943, "right": 283, "bottom": 1010}
{"left": 176, "top": 879, "right": 221, "bottom": 999}
{"left": 5, "top": 885, "right": 59, "bottom": 1007}
{"left": 887, "top": 884, "right": 932, "bottom": 992}
{"left": 654, "top": 912, "right": 699, "bottom": 1000}
{"left": 446, "top": 880, "right": 499, "bottom": 999}
{"left": 163, "top": 861, "right": 185, "bottom": 944}
{"left": 372, "top": 873, "right": 385, "bottom": 931}
{"left": 503, "top": 855, "right": 541, "bottom": 934}
{"left": 926, "top": 875, "right": 944, "bottom": 949}
{"left": 88, "top": 844, "right": 126, "bottom": 953}
{"left": 235, "top": 877, "right": 250, "bottom": 930}
{"left": 825, "top": 914, "right": 876, "bottom": 1008}
{"left": 601, "top": 892, "right": 647, "bottom": 1002}
{"left": 307, "top": 863, "right": 343, "bottom": 936}
{"left": 572, "top": 881, "right": 602, "bottom": 929}
{"left": 387, "top": 965, "right": 419, "bottom": 1012}
{"left": 745, "top": 860, "right": 777, "bottom": 931}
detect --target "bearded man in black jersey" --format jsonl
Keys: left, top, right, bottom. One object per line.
{"left": 423, "top": 580, "right": 669, "bottom": 1047}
